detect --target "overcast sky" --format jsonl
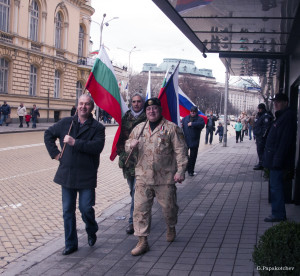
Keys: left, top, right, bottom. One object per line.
{"left": 90, "top": 0, "right": 226, "bottom": 83}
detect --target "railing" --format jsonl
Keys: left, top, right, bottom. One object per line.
{"left": 31, "top": 42, "right": 41, "bottom": 52}
{"left": 0, "top": 31, "right": 13, "bottom": 44}
{"left": 77, "top": 57, "right": 87, "bottom": 65}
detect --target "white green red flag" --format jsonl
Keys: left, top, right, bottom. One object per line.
{"left": 86, "top": 46, "right": 128, "bottom": 161}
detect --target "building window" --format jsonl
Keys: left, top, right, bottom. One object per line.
{"left": 0, "top": 58, "right": 8, "bottom": 94}
{"left": 30, "top": 0, "right": 39, "bottom": 41}
{"left": 54, "top": 70, "right": 60, "bottom": 98}
{"left": 76, "top": 81, "right": 83, "bottom": 99}
{"left": 0, "top": 0, "right": 10, "bottom": 32}
{"left": 78, "top": 25, "right": 84, "bottom": 57}
{"left": 55, "top": 12, "right": 63, "bottom": 49}
{"left": 29, "top": 65, "right": 37, "bottom": 96}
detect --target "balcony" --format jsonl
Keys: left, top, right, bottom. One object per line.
{"left": 31, "top": 42, "right": 41, "bottom": 52}
{"left": 0, "top": 31, "right": 13, "bottom": 44}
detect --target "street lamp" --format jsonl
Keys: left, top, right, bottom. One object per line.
{"left": 117, "top": 46, "right": 140, "bottom": 100}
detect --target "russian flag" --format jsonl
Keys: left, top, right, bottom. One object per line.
{"left": 178, "top": 87, "right": 208, "bottom": 124}
{"left": 145, "top": 71, "right": 151, "bottom": 100}
{"left": 176, "top": 0, "right": 213, "bottom": 13}
{"left": 158, "top": 63, "right": 180, "bottom": 126}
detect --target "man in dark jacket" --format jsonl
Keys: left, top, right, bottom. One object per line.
{"left": 44, "top": 94, "right": 105, "bottom": 255}
{"left": 116, "top": 92, "right": 146, "bottom": 235}
{"left": 182, "top": 106, "right": 205, "bottom": 176}
{"left": 263, "top": 93, "right": 296, "bottom": 222}
{"left": 205, "top": 111, "right": 218, "bottom": 145}
{"left": 253, "top": 103, "right": 273, "bottom": 170}
{"left": 0, "top": 101, "right": 11, "bottom": 126}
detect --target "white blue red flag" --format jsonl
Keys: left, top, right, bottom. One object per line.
{"left": 158, "top": 63, "right": 181, "bottom": 126}
{"left": 178, "top": 87, "right": 208, "bottom": 124}
{"left": 176, "top": 0, "right": 213, "bottom": 14}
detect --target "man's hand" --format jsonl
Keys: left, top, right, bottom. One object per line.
{"left": 130, "top": 139, "right": 139, "bottom": 149}
{"left": 188, "top": 122, "right": 192, "bottom": 127}
{"left": 63, "top": 135, "right": 75, "bottom": 146}
{"left": 174, "top": 173, "right": 185, "bottom": 183}
{"left": 54, "top": 154, "right": 60, "bottom": 160}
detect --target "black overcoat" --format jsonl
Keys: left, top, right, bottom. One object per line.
{"left": 44, "top": 114, "right": 105, "bottom": 189}
{"left": 182, "top": 115, "right": 205, "bottom": 148}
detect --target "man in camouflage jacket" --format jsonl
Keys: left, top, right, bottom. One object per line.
{"left": 116, "top": 93, "right": 146, "bottom": 235}
{"left": 126, "top": 98, "right": 188, "bottom": 256}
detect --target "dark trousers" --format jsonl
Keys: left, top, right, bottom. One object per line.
{"left": 127, "top": 177, "right": 135, "bottom": 225}
{"left": 256, "top": 137, "right": 266, "bottom": 166}
{"left": 205, "top": 128, "right": 214, "bottom": 144}
{"left": 62, "top": 187, "right": 98, "bottom": 248}
{"left": 236, "top": 131, "right": 242, "bottom": 142}
{"left": 269, "top": 169, "right": 286, "bottom": 219}
{"left": 187, "top": 147, "right": 199, "bottom": 174}
{"left": 19, "top": 116, "right": 23, "bottom": 127}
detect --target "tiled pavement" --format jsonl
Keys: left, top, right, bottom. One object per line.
{"left": 1, "top": 125, "right": 300, "bottom": 276}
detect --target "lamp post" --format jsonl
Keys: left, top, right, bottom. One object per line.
{"left": 118, "top": 46, "right": 140, "bottom": 99}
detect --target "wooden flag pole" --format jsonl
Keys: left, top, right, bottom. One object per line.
{"left": 124, "top": 119, "right": 148, "bottom": 165}
{"left": 59, "top": 88, "right": 87, "bottom": 159}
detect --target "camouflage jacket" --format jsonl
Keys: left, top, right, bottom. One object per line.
{"left": 116, "top": 109, "right": 147, "bottom": 179}
{"left": 125, "top": 117, "right": 188, "bottom": 185}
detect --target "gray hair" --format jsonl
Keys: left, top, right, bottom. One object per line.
{"left": 130, "top": 92, "right": 145, "bottom": 104}
{"left": 79, "top": 94, "right": 95, "bottom": 110}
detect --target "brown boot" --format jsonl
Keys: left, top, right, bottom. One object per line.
{"left": 131, "top": 236, "right": 149, "bottom": 256}
{"left": 166, "top": 226, "right": 176, "bottom": 242}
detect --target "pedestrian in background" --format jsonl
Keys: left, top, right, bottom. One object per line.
{"left": 253, "top": 103, "right": 273, "bottom": 170}
{"left": 0, "top": 101, "right": 11, "bottom": 126}
{"left": 263, "top": 93, "right": 296, "bottom": 222}
{"left": 248, "top": 112, "right": 256, "bottom": 140}
{"left": 215, "top": 121, "right": 224, "bottom": 143}
{"left": 126, "top": 98, "right": 188, "bottom": 256}
{"left": 70, "top": 105, "right": 76, "bottom": 116}
{"left": 44, "top": 94, "right": 105, "bottom": 255}
{"left": 25, "top": 112, "right": 31, "bottom": 127}
{"left": 205, "top": 111, "right": 218, "bottom": 145}
{"left": 234, "top": 118, "right": 243, "bottom": 143}
{"left": 116, "top": 92, "right": 146, "bottom": 235}
{"left": 31, "top": 104, "right": 40, "bottom": 128}
{"left": 182, "top": 106, "right": 205, "bottom": 176}
{"left": 240, "top": 112, "right": 248, "bottom": 141}
{"left": 17, "top": 103, "right": 26, "bottom": 128}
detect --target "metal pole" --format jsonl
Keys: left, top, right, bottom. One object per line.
{"left": 223, "top": 61, "right": 229, "bottom": 147}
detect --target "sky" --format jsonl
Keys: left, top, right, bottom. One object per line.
{"left": 90, "top": 0, "right": 226, "bottom": 83}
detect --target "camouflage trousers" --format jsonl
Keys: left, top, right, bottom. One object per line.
{"left": 133, "top": 183, "right": 179, "bottom": 236}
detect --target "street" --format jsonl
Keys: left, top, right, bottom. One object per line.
{"left": 0, "top": 126, "right": 127, "bottom": 273}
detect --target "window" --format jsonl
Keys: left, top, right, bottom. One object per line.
{"left": 30, "top": 0, "right": 39, "bottom": 41}
{"left": 0, "top": 0, "right": 10, "bottom": 32}
{"left": 0, "top": 58, "right": 8, "bottom": 94}
{"left": 78, "top": 25, "right": 84, "bottom": 57}
{"left": 29, "top": 65, "right": 37, "bottom": 96}
{"left": 54, "top": 70, "right": 60, "bottom": 98}
{"left": 55, "top": 12, "right": 63, "bottom": 49}
{"left": 76, "top": 81, "right": 83, "bottom": 99}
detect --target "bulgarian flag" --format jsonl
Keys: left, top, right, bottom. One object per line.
{"left": 86, "top": 46, "right": 128, "bottom": 161}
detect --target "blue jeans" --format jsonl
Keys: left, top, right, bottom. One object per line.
{"left": 269, "top": 169, "right": 286, "bottom": 219}
{"left": 32, "top": 116, "right": 37, "bottom": 128}
{"left": 0, "top": 114, "right": 8, "bottom": 125}
{"left": 62, "top": 187, "right": 98, "bottom": 248}
{"left": 127, "top": 177, "right": 135, "bottom": 224}
{"left": 248, "top": 125, "right": 252, "bottom": 140}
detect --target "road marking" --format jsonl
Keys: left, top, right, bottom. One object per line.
{"left": 0, "top": 167, "right": 57, "bottom": 181}
{"left": 0, "top": 135, "right": 115, "bottom": 152}
{"left": 0, "top": 203, "right": 22, "bottom": 210}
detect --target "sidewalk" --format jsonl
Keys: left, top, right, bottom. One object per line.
{"left": 3, "top": 137, "right": 300, "bottom": 276}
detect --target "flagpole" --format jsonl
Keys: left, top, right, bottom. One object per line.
{"left": 59, "top": 87, "right": 87, "bottom": 159}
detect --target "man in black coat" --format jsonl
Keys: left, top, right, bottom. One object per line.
{"left": 182, "top": 106, "right": 205, "bottom": 176}
{"left": 205, "top": 111, "right": 218, "bottom": 145}
{"left": 253, "top": 103, "right": 273, "bottom": 170}
{"left": 263, "top": 93, "right": 296, "bottom": 222}
{"left": 44, "top": 94, "right": 105, "bottom": 255}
